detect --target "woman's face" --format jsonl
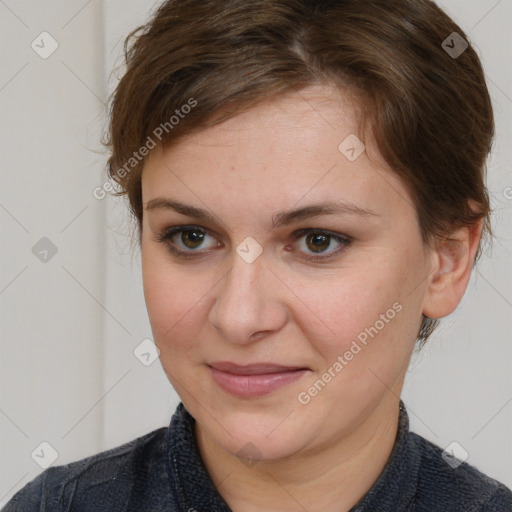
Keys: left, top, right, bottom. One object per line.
{"left": 141, "top": 84, "right": 434, "bottom": 461}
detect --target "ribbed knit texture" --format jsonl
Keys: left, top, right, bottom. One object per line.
{"left": 4, "top": 401, "right": 511, "bottom": 511}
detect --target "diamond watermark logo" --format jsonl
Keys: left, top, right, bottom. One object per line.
{"left": 442, "top": 441, "right": 469, "bottom": 469}
{"left": 236, "top": 236, "right": 263, "bottom": 263}
{"left": 133, "top": 338, "right": 160, "bottom": 366}
{"left": 442, "top": 32, "right": 468, "bottom": 59}
{"left": 31, "top": 441, "right": 59, "bottom": 469}
{"left": 31, "top": 32, "right": 59, "bottom": 59}
{"left": 32, "top": 237, "right": 58, "bottom": 263}
{"left": 236, "top": 442, "right": 262, "bottom": 468}
{"left": 338, "top": 134, "right": 365, "bottom": 162}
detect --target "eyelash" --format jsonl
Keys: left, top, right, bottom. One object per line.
{"left": 154, "top": 225, "right": 352, "bottom": 262}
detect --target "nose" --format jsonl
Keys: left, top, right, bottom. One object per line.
{"left": 208, "top": 250, "right": 288, "bottom": 345}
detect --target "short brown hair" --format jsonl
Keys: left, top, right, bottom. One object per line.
{"left": 104, "top": 0, "right": 494, "bottom": 344}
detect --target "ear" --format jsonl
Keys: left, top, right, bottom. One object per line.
{"left": 422, "top": 219, "right": 484, "bottom": 319}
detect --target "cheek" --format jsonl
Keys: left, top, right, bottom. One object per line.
{"left": 302, "top": 268, "right": 400, "bottom": 346}
{"left": 141, "top": 248, "right": 208, "bottom": 350}
{"left": 298, "top": 256, "right": 420, "bottom": 382}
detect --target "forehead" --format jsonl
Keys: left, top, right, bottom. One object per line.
{"left": 141, "top": 84, "right": 413, "bottom": 223}
{"left": 159, "top": 84, "right": 363, "bottom": 157}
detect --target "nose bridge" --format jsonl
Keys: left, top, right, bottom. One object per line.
{"left": 209, "top": 250, "right": 284, "bottom": 343}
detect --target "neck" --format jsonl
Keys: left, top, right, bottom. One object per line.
{"left": 194, "top": 396, "right": 401, "bottom": 512}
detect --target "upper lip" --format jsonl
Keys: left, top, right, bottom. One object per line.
{"left": 209, "top": 362, "right": 308, "bottom": 375}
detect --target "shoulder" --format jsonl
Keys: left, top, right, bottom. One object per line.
{"left": 410, "top": 432, "right": 512, "bottom": 511}
{"left": 2, "top": 427, "right": 168, "bottom": 512}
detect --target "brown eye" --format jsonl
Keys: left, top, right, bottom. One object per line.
{"left": 155, "top": 225, "right": 220, "bottom": 258}
{"left": 305, "top": 233, "right": 331, "bottom": 253}
{"left": 292, "top": 228, "right": 351, "bottom": 261}
{"left": 180, "top": 230, "right": 205, "bottom": 249}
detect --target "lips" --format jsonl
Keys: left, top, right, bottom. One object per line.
{"left": 208, "top": 361, "right": 310, "bottom": 397}
{"left": 209, "top": 361, "right": 307, "bottom": 375}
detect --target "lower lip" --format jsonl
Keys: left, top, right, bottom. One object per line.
{"left": 209, "top": 367, "right": 309, "bottom": 397}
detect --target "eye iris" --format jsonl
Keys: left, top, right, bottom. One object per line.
{"left": 306, "top": 233, "right": 330, "bottom": 253}
{"left": 182, "top": 230, "right": 204, "bottom": 249}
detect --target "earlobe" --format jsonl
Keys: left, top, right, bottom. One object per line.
{"left": 422, "top": 220, "right": 483, "bottom": 319}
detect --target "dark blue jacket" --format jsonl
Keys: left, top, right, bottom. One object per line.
{"left": 3, "top": 401, "right": 512, "bottom": 511}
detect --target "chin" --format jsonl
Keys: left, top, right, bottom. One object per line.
{"left": 201, "top": 405, "right": 318, "bottom": 461}
{"left": 226, "top": 431, "right": 306, "bottom": 464}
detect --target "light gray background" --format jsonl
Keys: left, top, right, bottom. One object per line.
{"left": 1, "top": 0, "right": 511, "bottom": 505}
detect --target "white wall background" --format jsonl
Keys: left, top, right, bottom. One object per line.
{"left": 0, "top": 0, "right": 510, "bottom": 506}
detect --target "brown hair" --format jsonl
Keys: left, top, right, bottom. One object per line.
{"left": 104, "top": 0, "right": 494, "bottom": 345}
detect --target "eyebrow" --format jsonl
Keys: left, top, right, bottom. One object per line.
{"left": 145, "top": 198, "right": 379, "bottom": 229}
